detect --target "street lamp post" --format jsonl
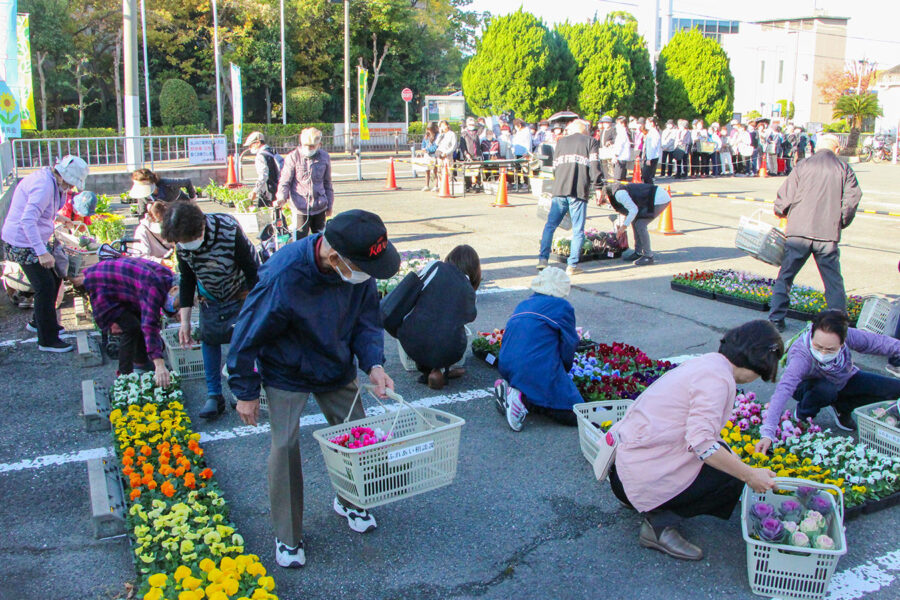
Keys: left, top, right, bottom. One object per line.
{"left": 343, "top": 0, "right": 351, "bottom": 154}
{"left": 212, "top": 0, "right": 223, "bottom": 135}
{"left": 123, "top": 0, "right": 142, "bottom": 170}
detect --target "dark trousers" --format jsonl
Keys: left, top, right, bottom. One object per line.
{"left": 674, "top": 152, "right": 688, "bottom": 178}
{"left": 795, "top": 371, "right": 900, "bottom": 420}
{"left": 614, "top": 161, "right": 628, "bottom": 182}
{"left": 609, "top": 456, "right": 743, "bottom": 531}
{"left": 699, "top": 153, "right": 711, "bottom": 176}
{"left": 690, "top": 151, "right": 700, "bottom": 176}
{"left": 20, "top": 261, "right": 62, "bottom": 346}
{"left": 294, "top": 210, "right": 327, "bottom": 240}
{"left": 641, "top": 159, "right": 658, "bottom": 184}
{"left": 115, "top": 309, "right": 150, "bottom": 374}
{"left": 661, "top": 151, "right": 673, "bottom": 176}
{"left": 770, "top": 237, "right": 845, "bottom": 322}
{"left": 711, "top": 151, "right": 721, "bottom": 175}
{"left": 522, "top": 397, "right": 578, "bottom": 426}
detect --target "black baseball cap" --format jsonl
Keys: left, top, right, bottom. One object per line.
{"left": 324, "top": 209, "right": 400, "bottom": 279}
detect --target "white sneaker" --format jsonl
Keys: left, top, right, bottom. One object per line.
{"left": 493, "top": 379, "right": 509, "bottom": 416}
{"left": 421, "top": 185, "right": 430, "bottom": 192}
{"left": 505, "top": 385, "right": 528, "bottom": 432}
{"left": 275, "top": 538, "right": 305, "bottom": 568}
{"left": 333, "top": 496, "right": 377, "bottom": 533}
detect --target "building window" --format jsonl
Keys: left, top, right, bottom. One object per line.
{"left": 778, "top": 60, "right": 784, "bottom": 84}
{"left": 760, "top": 61, "right": 766, "bottom": 84}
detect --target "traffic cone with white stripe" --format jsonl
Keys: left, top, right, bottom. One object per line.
{"left": 492, "top": 168, "right": 510, "bottom": 207}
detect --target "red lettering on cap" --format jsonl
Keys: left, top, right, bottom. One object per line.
{"left": 369, "top": 235, "right": 387, "bottom": 257}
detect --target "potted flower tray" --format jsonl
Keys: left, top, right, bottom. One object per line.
{"left": 716, "top": 294, "right": 769, "bottom": 312}
{"left": 669, "top": 281, "right": 716, "bottom": 300}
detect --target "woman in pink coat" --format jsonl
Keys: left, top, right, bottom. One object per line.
{"left": 609, "top": 320, "right": 784, "bottom": 560}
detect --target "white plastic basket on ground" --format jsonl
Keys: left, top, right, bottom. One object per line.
{"left": 396, "top": 326, "right": 473, "bottom": 372}
{"left": 572, "top": 400, "right": 633, "bottom": 465}
{"left": 312, "top": 384, "right": 465, "bottom": 509}
{"left": 161, "top": 324, "right": 214, "bottom": 381}
{"left": 735, "top": 209, "right": 786, "bottom": 266}
{"left": 854, "top": 399, "right": 900, "bottom": 458}
{"left": 741, "top": 477, "right": 847, "bottom": 600}
{"left": 221, "top": 364, "right": 269, "bottom": 413}
{"left": 856, "top": 297, "right": 900, "bottom": 336}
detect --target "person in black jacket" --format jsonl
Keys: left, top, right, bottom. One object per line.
{"left": 599, "top": 183, "right": 673, "bottom": 266}
{"left": 130, "top": 168, "right": 197, "bottom": 216}
{"left": 537, "top": 119, "right": 604, "bottom": 277}
{"left": 398, "top": 244, "right": 481, "bottom": 390}
{"left": 768, "top": 134, "right": 862, "bottom": 332}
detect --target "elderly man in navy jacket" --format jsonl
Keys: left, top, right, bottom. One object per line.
{"left": 227, "top": 209, "right": 400, "bottom": 569}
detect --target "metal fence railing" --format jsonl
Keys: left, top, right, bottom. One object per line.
{"left": 266, "top": 133, "right": 424, "bottom": 156}
{"left": 11, "top": 134, "right": 229, "bottom": 177}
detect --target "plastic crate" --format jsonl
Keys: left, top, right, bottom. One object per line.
{"left": 856, "top": 297, "right": 900, "bottom": 336}
{"left": 312, "top": 385, "right": 465, "bottom": 509}
{"left": 396, "top": 326, "right": 473, "bottom": 372}
{"left": 741, "top": 477, "right": 847, "bottom": 600}
{"left": 735, "top": 211, "right": 786, "bottom": 266}
{"left": 854, "top": 400, "right": 900, "bottom": 458}
{"left": 161, "top": 326, "right": 229, "bottom": 381}
{"left": 233, "top": 211, "right": 273, "bottom": 237}
{"left": 572, "top": 400, "right": 633, "bottom": 465}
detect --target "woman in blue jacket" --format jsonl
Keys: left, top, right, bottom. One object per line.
{"left": 495, "top": 267, "right": 581, "bottom": 431}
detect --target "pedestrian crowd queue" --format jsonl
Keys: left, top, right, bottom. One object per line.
{"left": 2, "top": 128, "right": 899, "bottom": 573}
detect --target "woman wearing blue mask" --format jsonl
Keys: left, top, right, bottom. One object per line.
{"left": 273, "top": 127, "right": 334, "bottom": 240}
{"left": 756, "top": 309, "right": 900, "bottom": 453}
{"left": 161, "top": 201, "right": 260, "bottom": 419}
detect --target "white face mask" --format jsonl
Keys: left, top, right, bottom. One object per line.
{"left": 810, "top": 347, "right": 840, "bottom": 364}
{"left": 178, "top": 237, "right": 204, "bottom": 251}
{"left": 300, "top": 146, "right": 319, "bottom": 158}
{"left": 149, "top": 223, "right": 162, "bottom": 235}
{"left": 335, "top": 255, "right": 370, "bottom": 285}
{"left": 249, "top": 146, "right": 260, "bottom": 155}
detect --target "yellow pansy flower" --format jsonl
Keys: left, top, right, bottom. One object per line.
{"left": 148, "top": 573, "right": 168, "bottom": 588}
{"left": 143, "top": 589, "right": 163, "bottom": 600}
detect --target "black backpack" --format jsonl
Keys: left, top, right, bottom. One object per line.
{"left": 260, "top": 149, "right": 281, "bottom": 202}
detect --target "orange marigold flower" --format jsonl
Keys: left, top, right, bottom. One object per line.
{"left": 159, "top": 465, "right": 174, "bottom": 477}
{"left": 122, "top": 466, "right": 134, "bottom": 477}
{"left": 141, "top": 474, "right": 154, "bottom": 486}
{"left": 158, "top": 454, "right": 170, "bottom": 465}
{"left": 187, "top": 439, "right": 200, "bottom": 452}
{"left": 121, "top": 455, "right": 133, "bottom": 467}
{"left": 200, "top": 468, "right": 213, "bottom": 479}
{"left": 146, "top": 480, "right": 157, "bottom": 490}
{"left": 124, "top": 447, "right": 136, "bottom": 457}
{"left": 142, "top": 463, "right": 154, "bottom": 475}
{"left": 136, "top": 455, "right": 147, "bottom": 465}
{"left": 175, "top": 466, "right": 186, "bottom": 477}
{"left": 160, "top": 481, "right": 176, "bottom": 498}
{"left": 130, "top": 489, "right": 141, "bottom": 501}
{"left": 184, "top": 473, "right": 196, "bottom": 489}
{"left": 171, "top": 444, "right": 183, "bottom": 456}
{"left": 140, "top": 445, "right": 152, "bottom": 456}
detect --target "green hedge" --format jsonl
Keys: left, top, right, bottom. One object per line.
{"left": 23, "top": 125, "right": 210, "bottom": 139}
{"left": 225, "top": 122, "right": 335, "bottom": 142}
{"left": 160, "top": 79, "right": 201, "bottom": 127}
{"left": 286, "top": 87, "right": 329, "bottom": 123}
{"left": 407, "top": 120, "right": 461, "bottom": 135}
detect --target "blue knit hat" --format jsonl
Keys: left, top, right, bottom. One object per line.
{"left": 73, "top": 191, "right": 98, "bottom": 217}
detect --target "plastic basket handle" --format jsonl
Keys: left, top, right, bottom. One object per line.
{"left": 341, "top": 384, "right": 437, "bottom": 437}
{"left": 772, "top": 476, "right": 844, "bottom": 522}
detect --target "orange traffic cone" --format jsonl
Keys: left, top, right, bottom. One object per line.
{"left": 226, "top": 155, "right": 239, "bottom": 188}
{"left": 655, "top": 187, "right": 683, "bottom": 235}
{"left": 492, "top": 168, "right": 510, "bottom": 207}
{"left": 778, "top": 217, "right": 788, "bottom": 230}
{"left": 438, "top": 164, "right": 453, "bottom": 198}
{"left": 632, "top": 159, "right": 642, "bottom": 183}
{"left": 384, "top": 157, "right": 399, "bottom": 190}
{"left": 758, "top": 155, "right": 768, "bottom": 178}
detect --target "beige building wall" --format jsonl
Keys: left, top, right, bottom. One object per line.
{"left": 810, "top": 18, "right": 849, "bottom": 124}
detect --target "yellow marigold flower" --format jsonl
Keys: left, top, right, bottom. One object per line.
{"left": 207, "top": 568, "right": 223, "bottom": 583}
{"left": 206, "top": 583, "right": 222, "bottom": 595}
{"left": 221, "top": 577, "right": 239, "bottom": 595}
{"left": 219, "top": 556, "right": 237, "bottom": 573}
{"left": 199, "top": 558, "right": 216, "bottom": 573}
{"left": 743, "top": 443, "right": 755, "bottom": 455}
{"left": 207, "top": 592, "right": 229, "bottom": 600}
{"left": 179, "top": 591, "right": 201, "bottom": 600}
{"left": 258, "top": 576, "right": 275, "bottom": 591}
{"left": 776, "top": 469, "right": 789, "bottom": 477}
{"left": 143, "top": 589, "right": 163, "bottom": 600}
{"left": 252, "top": 590, "right": 269, "bottom": 600}
{"left": 246, "top": 561, "right": 266, "bottom": 577}
{"left": 180, "top": 540, "right": 195, "bottom": 555}
{"left": 182, "top": 576, "right": 203, "bottom": 591}
{"left": 742, "top": 435, "right": 751, "bottom": 443}
{"left": 173, "top": 565, "right": 192, "bottom": 581}
{"left": 148, "top": 573, "right": 168, "bottom": 588}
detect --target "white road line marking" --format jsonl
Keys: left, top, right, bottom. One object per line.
{"left": 476, "top": 286, "right": 527, "bottom": 296}
{"left": 0, "top": 388, "right": 493, "bottom": 474}
{"left": 810, "top": 549, "right": 900, "bottom": 600}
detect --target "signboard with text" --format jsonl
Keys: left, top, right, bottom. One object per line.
{"left": 188, "top": 137, "right": 227, "bottom": 165}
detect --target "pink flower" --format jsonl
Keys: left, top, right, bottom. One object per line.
{"left": 750, "top": 415, "right": 761, "bottom": 425}
{"left": 738, "top": 418, "right": 750, "bottom": 431}
{"left": 747, "top": 392, "right": 756, "bottom": 401}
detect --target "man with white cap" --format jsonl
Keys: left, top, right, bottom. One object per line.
{"left": 243, "top": 131, "right": 283, "bottom": 207}
{"left": 2, "top": 155, "right": 88, "bottom": 352}
{"left": 494, "top": 266, "right": 582, "bottom": 431}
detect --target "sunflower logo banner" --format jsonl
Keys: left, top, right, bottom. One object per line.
{"left": 0, "top": 78, "right": 19, "bottom": 139}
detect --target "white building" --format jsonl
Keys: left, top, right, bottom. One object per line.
{"left": 874, "top": 64, "right": 900, "bottom": 136}
{"left": 720, "top": 15, "right": 848, "bottom": 126}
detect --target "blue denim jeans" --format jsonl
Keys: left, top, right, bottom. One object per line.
{"left": 539, "top": 196, "right": 587, "bottom": 267}
{"left": 201, "top": 341, "right": 223, "bottom": 396}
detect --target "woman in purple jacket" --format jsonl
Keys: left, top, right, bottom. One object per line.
{"left": 274, "top": 127, "right": 334, "bottom": 240}
{"left": 756, "top": 310, "right": 900, "bottom": 453}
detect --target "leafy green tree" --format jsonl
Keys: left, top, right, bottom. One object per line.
{"left": 603, "top": 14, "right": 654, "bottom": 116}
{"left": 21, "top": 0, "right": 74, "bottom": 130}
{"left": 656, "top": 29, "right": 733, "bottom": 124}
{"left": 286, "top": 86, "right": 329, "bottom": 122}
{"left": 832, "top": 92, "right": 882, "bottom": 151}
{"left": 159, "top": 79, "right": 200, "bottom": 126}
{"left": 462, "top": 9, "right": 575, "bottom": 121}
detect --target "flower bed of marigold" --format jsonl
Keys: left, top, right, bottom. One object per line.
{"left": 108, "top": 372, "right": 278, "bottom": 600}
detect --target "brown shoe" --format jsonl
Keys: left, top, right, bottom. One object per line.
{"left": 638, "top": 519, "right": 703, "bottom": 561}
{"left": 427, "top": 369, "right": 445, "bottom": 390}
{"left": 446, "top": 367, "right": 466, "bottom": 379}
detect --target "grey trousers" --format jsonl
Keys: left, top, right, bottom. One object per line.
{"left": 631, "top": 203, "right": 670, "bottom": 257}
{"left": 769, "top": 237, "right": 846, "bottom": 322}
{"left": 265, "top": 380, "right": 365, "bottom": 547}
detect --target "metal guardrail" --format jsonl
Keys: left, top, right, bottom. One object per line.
{"left": 266, "top": 133, "right": 423, "bottom": 156}
{"left": 11, "top": 134, "right": 228, "bottom": 177}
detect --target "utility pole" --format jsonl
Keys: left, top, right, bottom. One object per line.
{"left": 139, "top": 0, "right": 151, "bottom": 130}
{"left": 343, "top": 0, "right": 351, "bottom": 154}
{"left": 280, "top": 0, "right": 287, "bottom": 125}
{"left": 123, "top": 0, "right": 142, "bottom": 170}
{"left": 212, "top": 0, "right": 223, "bottom": 135}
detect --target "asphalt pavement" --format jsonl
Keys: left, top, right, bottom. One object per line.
{"left": 0, "top": 163, "right": 898, "bottom": 600}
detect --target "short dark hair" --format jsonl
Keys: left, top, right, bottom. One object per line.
{"left": 445, "top": 244, "right": 481, "bottom": 291}
{"left": 812, "top": 309, "right": 850, "bottom": 343}
{"left": 132, "top": 168, "right": 160, "bottom": 185}
{"left": 718, "top": 320, "right": 784, "bottom": 382}
{"left": 161, "top": 200, "right": 205, "bottom": 243}
{"left": 513, "top": 118, "right": 525, "bottom": 128}
{"left": 147, "top": 201, "right": 167, "bottom": 222}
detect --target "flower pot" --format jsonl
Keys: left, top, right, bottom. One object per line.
{"left": 786, "top": 309, "right": 816, "bottom": 322}
{"left": 717, "top": 293, "right": 769, "bottom": 312}
{"left": 669, "top": 280, "right": 716, "bottom": 300}
{"left": 472, "top": 348, "right": 499, "bottom": 368}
